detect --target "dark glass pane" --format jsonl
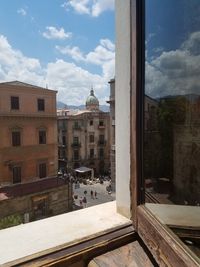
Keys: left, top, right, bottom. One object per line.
{"left": 89, "top": 134, "right": 94, "bottom": 143}
{"left": 145, "top": 0, "right": 200, "bottom": 257}
{"left": 38, "top": 99, "right": 45, "bottom": 111}
{"left": 12, "top": 132, "right": 21, "bottom": 146}
{"left": 39, "top": 130, "right": 46, "bottom": 144}
{"left": 13, "top": 166, "right": 21, "bottom": 184}
{"left": 39, "top": 163, "right": 46, "bottom": 178}
{"left": 11, "top": 96, "right": 19, "bottom": 110}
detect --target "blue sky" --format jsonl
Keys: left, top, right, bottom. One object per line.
{"left": 0, "top": 0, "right": 115, "bottom": 105}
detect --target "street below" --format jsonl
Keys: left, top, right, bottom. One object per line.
{"left": 73, "top": 181, "right": 115, "bottom": 209}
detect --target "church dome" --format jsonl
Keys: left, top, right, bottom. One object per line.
{"left": 86, "top": 89, "right": 99, "bottom": 111}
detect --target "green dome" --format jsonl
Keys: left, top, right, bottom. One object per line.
{"left": 86, "top": 89, "right": 99, "bottom": 110}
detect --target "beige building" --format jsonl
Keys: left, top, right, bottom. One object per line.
{"left": 58, "top": 89, "right": 110, "bottom": 176}
{"left": 0, "top": 81, "right": 58, "bottom": 186}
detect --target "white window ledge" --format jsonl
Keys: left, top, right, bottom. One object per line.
{"left": 0, "top": 201, "right": 131, "bottom": 266}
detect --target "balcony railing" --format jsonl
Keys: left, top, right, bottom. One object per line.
{"left": 73, "top": 125, "right": 82, "bottom": 131}
{"left": 71, "top": 142, "right": 81, "bottom": 148}
{"left": 98, "top": 125, "right": 105, "bottom": 129}
{"left": 58, "top": 143, "right": 67, "bottom": 147}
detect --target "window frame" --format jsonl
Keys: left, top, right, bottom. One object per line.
{"left": 89, "top": 134, "right": 94, "bottom": 143}
{"left": 10, "top": 96, "right": 19, "bottom": 110}
{"left": 38, "top": 161, "right": 47, "bottom": 179}
{"left": 37, "top": 98, "right": 45, "bottom": 112}
{"left": 12, "top": 165, "right": 22, "bottom": 184}
{"left": 12, "top": 130, "right": 21, "bottom": 146}
{"left": 130, "top": 0, "right": 200, "bottom": 266}
{"left": 1, "top": 1, "right": 199, "bottom": 266}
{"left": 38, "top": 129, "right": 46, "bottom": 145}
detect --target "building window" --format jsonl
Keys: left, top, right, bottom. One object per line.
{"left": 74, "top": 150, "right": 79, "bottom": 160}
{"left": 99, "top": 120, "right": 104, "bottom": 126}
{"left": 38, "top": 163, "right": 47, "bottom": 178}
{"left": 12, "top": 131, "right": 21, "bottom": 146}
{"left": 62, "top": 135, "right": 66, "bottom": 146}
{"left": 13, "top": 166, "right": 21, "bottom": 184}
{"left": 99, "top": 148, "right": 104, "bottom": 159}
{"left": 99, "top": 134, "right": 104, "bottom": 142}
{"left": 90, "top": 148, "right": 94, "bottom": 159}
{"left": 39, "top": 130, "right": 46, "bottom": 144}
{"left": 11, "top": 96, "right": 19, "bottom": 110}
{"left": 73, "top": 136, "right": 79, "bottom": 144}
{"left": 89, "top": 134, "right": 94, "bottom": 143}
{"left": 90, "top": 120, "right": 93, "bottom": 126}
{"left": 38, "top": 99, "right": 45, "bottom": 111}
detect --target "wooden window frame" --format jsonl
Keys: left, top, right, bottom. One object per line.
{"left": 130, "top": 1, "right": 200, "bottom": 266}
{"left": 2, "top": 2, "right": 200, "bottom": 266}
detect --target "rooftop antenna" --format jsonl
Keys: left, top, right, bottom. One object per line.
{"left": 46, "top": 83, "right": 48, "bottom": 89}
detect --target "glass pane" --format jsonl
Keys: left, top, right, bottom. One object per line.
{"left": 145, "top": 0, "right": 200, "bottom": 258}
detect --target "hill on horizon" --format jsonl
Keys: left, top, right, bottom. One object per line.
{"left": 57, "top": 101, "right": 110, "bottom": 112}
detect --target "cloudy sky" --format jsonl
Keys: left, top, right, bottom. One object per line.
{"left": 0, "top": 0, "right": 115, "bottom": 105}
{"left": 145, "top": 0, "right": 200, "bottom": 99}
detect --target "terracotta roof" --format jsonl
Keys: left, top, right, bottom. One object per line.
{"left": 0, "top": 81, "right": 57, "bottom": 93}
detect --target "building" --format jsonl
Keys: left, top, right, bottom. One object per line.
{"left": 0, "top": 177, "right": 73, "bottom": 227}
{"left": 107, "top": 78, "right": 116, "bottom": 191}
{"left": 0, "top": 81, "right": 58, "bottom": 186}
{"left": 0, "top": 81, "right": 73, "bottom": 226}
{"left": 57, "top": 89, "right": 110, "bottom": 176}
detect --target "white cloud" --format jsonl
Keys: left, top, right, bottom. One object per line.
{"left": 56, "top": 45, "right": 84, "bottom": 61}
{"left": 42, "top": 26, "right": 72, "bottom": 40}
{"left": 62, "top": 0, "right": 114, "bottom": 17}
{"left": 17, "top": 8, "right": 27, "bottom": 16}
{"left": 146, "top": 31, "right": 200, "bottom": 98}
{"left": 91, "top": 0, "right": 114, "bottom": 17}
{"left": 56, "top": 38, "right": 115, "bottom": 76}
{"left": 0, "top": 35, "right": 113, "bottom": 105}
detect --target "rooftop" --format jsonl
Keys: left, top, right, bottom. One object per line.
{"left": 0, "top": 177, "right": 67, "bottom": 201}
{"left": 0, "top": 81, "right": 57, "bottom": 93}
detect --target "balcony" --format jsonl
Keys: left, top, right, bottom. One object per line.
{"left": 71, "top": 142, "right": 81, "bottom": 148}
{"left": 73, "top": 125, "right": 82, "bottom": 131}
{"left": 98, "top": 125, "right": 105, "bottom": 129}
{"left": 58, "top": 143, "right": 67, "bottom": 148}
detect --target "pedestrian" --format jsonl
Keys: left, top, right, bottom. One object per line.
{"left": 90, "top": 190, "right": 94, "bottom": 199}
{"left": 79, "top": 197, "right": 83, "bottom": 207}
{"left": 83, "top": 196, "right": 87, "bottom": 208}
{"left": 94, "top": 191, "right": 97, "bottom": 199}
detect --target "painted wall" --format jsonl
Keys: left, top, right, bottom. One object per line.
{"left": 115, "top": 0, "right": 131, "bottom": 218}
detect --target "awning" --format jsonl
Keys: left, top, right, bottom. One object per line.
{"left": 75, "top": 166, "right": 92, "bottom": 173}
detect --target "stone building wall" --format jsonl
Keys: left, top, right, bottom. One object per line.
{"left": 0, "top": 184, "right": 73, "bottom": 224}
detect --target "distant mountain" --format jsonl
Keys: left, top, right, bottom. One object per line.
{"left": 57, "top": 101, "right": 110, "bottom": 112}
{"left": 57, "top": 101, "right": 67, "bottom": 109}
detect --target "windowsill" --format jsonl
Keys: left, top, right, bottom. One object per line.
{"left": 145, "top": 203, "right": 200, "bottom": 228}
{"left": 0, "top": 201, "right": 131, "bottom": 266}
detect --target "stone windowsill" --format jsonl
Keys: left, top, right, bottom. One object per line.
{"left": 0, "top": 201, "right": 131, "bottom": 266}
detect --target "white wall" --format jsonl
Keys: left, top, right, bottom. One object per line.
{"left": 115, "top": 0, "right": 131, "bottom": 218}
